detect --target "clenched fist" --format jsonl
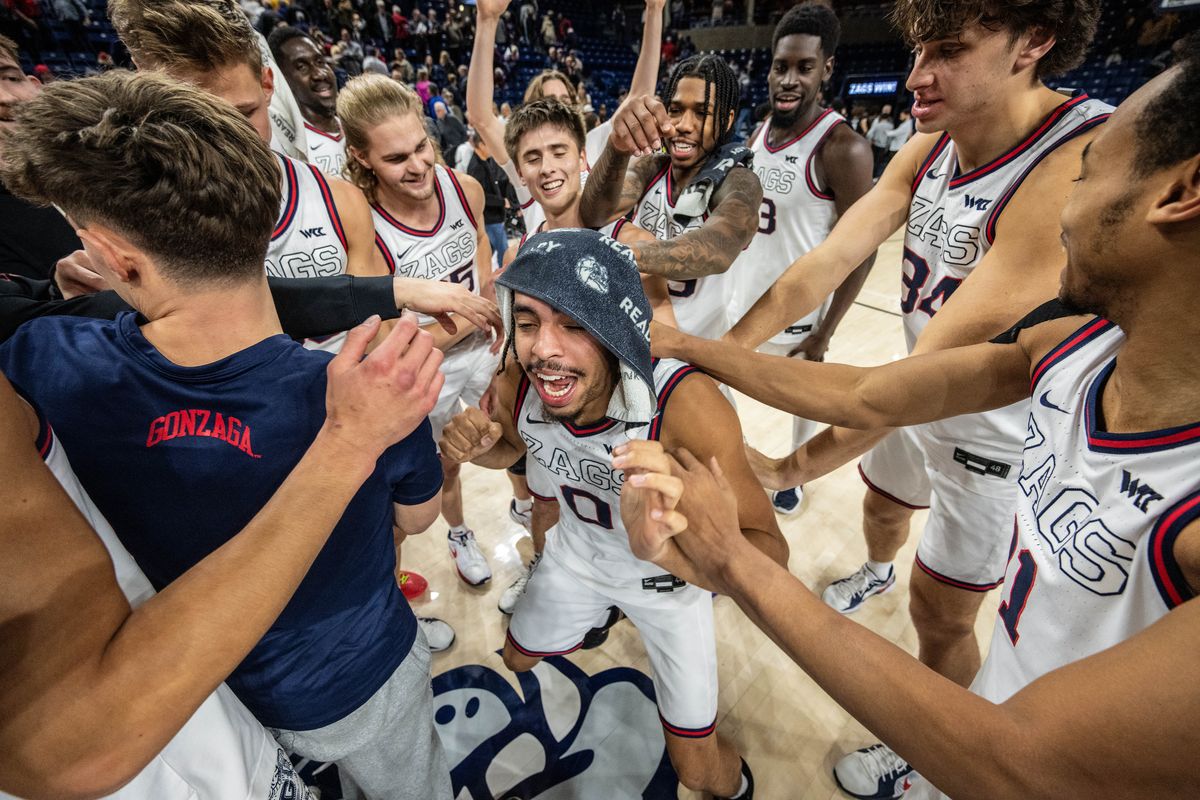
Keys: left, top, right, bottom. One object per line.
{"left": 439, "top": 406, "right": 503, "bottom": 464}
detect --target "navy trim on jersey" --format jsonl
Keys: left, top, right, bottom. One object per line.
{"left": 857, "top": 463, "right": 930, "bottom": 510}
{"left": 983, "top": 113, "right": 1111, "bottom": 245}
{"left": 445, "top": 168, "right": 479, "bottom": 230}
{"left": 272, "top": 155, "right": 300, "bottom": 241}
{"left": 636, "top": 161, "right": 671, "bottom": 211}
{"left": 309, "top": 165, "right": 349, "bottom": 250}
{"left": 647, "top": 363, "right": 698, "bottom": 441}
{"left": 505, "top": 629, "right": 584, "bottom": 657}
{"left": 608, "top": 217, "right": 628, "bottom": 240}
{"left": 303, "top": 121, "right": 344, "bottom": 142}
{"left": 1029, "top": 317, "right": 1114, "bottom": 389}
{"left": 562, "top": 417, "right": 619, "bottom": 437}
{"left": 659, "top": 711, "right": 716, "bottom": 739}
{"left": 1085, "top": 360, "right": 1200, "bottom": 453}
{"left": 914, "top": 552, "right": 1004, "bottom": 592}
{"left": 528, "top": 488, "right": 556, "bottom": 502}
{"left": 910, "top": 133, "right": 950, "bottom": 194}
{"left": 804, "top": 117, "right": 845, "bottom": 201}
{"left": 514, "top": 373, "right": 531, "bottom": 429}
{"left": 763, "top": 107, "right": 835, "bottom": 154}
{"left": 375, "top": 233, "right": 396, "bottom": 274}
{"left": 1148, "top": 491, "right": 1200, "bottom": 608}
{"left": 372, "top": 177, "right": 446, "bottom": 237}
{"left": 949, "top": 94, "right": 1090, "bottom": 188}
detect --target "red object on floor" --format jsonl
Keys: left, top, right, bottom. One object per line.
{"left": 398, "top": 570, "right": 429, "bottom": 600}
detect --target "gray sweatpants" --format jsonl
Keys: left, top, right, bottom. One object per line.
{"left": 270, "top": 629, "right": 453, "bottom": 800}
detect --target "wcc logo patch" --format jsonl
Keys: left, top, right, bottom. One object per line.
{"left": 575, "top": 256, "right": 609, "bottom": 294}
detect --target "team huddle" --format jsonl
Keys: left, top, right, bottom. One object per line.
{"left": 1, "top": 0, "right": 1199, "bottom": 799}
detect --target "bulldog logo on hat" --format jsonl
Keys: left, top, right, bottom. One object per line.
{"left": 575, "top": 256, "right": 609, "bottom": 294}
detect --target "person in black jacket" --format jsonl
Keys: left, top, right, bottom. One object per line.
{"left": 464, "top": 130, "right": 515, "bottom": 268}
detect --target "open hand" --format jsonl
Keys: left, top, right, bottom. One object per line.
{"left": 393, "top": 276, "right": 502, "bottom": 340}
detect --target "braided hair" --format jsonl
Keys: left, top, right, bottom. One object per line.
{"left": 663, "top": 54, "right": 741, "bottom": 148}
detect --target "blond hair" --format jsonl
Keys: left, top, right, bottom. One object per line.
{"left": 337, "top": 73, "right": 426, "bottom": 202}
{"left": 0, "top": 69, "right": 279, "bottom": 285}
{"left": 109, "top": 0, "right": 262, "bottom": 76}
{"left": 0, "top": 34, "right": 18, "bottom": 66}
{"left": 523, "top": 70, "right": 579, "bottom": 106}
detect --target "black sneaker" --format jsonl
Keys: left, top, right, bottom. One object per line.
{"left": 581, "top": 606, "right": 622, "bottom": 649}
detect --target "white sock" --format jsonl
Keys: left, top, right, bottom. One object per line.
{"left": 448, "top": 525, "right": 469, "bottom": 537}
{"left": 513, "top": 497, "right": 533, "bottom": 513}
{"left": 732, "top": 772, "right": 749, "bottom": 798}
{"left": 866, "top": 559, "right": 892, "bottom": 580}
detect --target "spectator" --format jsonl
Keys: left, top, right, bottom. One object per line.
{"left": 391, "top": 51, "right": 413, "bottom": 82}
{"left": 367, "top": 0, "right": 392, "bottom": 45}
{"left": 520, "top": 0, "right": 538, "bottom": 46}
{"left": 885, "top": 108, "right": 914, "bottom": 156}
{"left": 415, "top": 67, "right": 432, "bottom": 103}
{"left": 612, "top": 4, "right": 626, "bottom": 44}
{"left": 362, "top": 45, "right": 387, "bottom": 76}
{"left": 662, "top": 34, "right": 678, "bottom": 65}
{"left": 540, "top": 12, "right": 555, "bottom": 49}
{"left": 50, "top": 0, "right": 89, "bottom": 50}
{"left": 463, "top": 130, "right": 513, "bottom": 268}
{"left": 441, "top": 86, "right": 464, "bottom": 121}
{"left": 432, "top": 98, "right": 468, "bottom": 155}
{"left": 865, "top": 104, "right": 894, "bottom": 177}
{"left": 499, "top": 101, "right": 512, "bottom": 123}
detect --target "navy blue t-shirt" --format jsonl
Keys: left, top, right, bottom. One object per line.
{"left": 0, "top": 312, "right": 442, "bottom": 730}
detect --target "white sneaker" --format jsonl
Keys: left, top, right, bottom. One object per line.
{"left": 448, "top": 528, "right": 492, "bottom": 585}
{"left": 833, "top": 743, "right": 914, "bottom": 799}
{"left": 418, "top": 617, "right": 456, "bottom": 652}
{"left": 509, "top": 498, "right": 532, "bottom": 531}
{"left": 498, "top": 554, "right": 540, "bottom": 614}
{"left": 822, "top": 563, "right": 895, "bottom": 614}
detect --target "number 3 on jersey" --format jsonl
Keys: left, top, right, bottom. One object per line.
{"left": 900, "top": 248, "right": 963, "bottom": 317}
{"left": 757, "top": 198, "right": 777, "bottom": 235}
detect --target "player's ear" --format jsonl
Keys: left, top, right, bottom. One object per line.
{"left": 75, "top": 225, "right": 140, "bottom": 285}
{"left": 1146, "top": 152, "right": 1200, "bottom": 226}
{"left": 261, "top": 65, "right": 275, "bottom": 103}
{"left": 822, "top": 55, "right": 835, "bottom": 83}
{"left": 1013, "top": 26, "right": 1056, "bottom": 74}
{"left": 348, "top": 145, "right": 371, "bottom": 170}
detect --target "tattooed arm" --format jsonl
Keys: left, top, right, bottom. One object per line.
{"left": 629, "top": 166, "right": 763, "bottom": 280}
{"left": 579, "top": 141, "right": 666, "bottom": 227}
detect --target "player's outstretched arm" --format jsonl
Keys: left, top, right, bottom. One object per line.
{"left": 0, "top": 317, "right": 443, "bottom": 798}
{"left": 662, "top": 455, "right": 1200, "bottom": 800}
{"left": 439, "top": 359, "right": 526, "bottom": 469}
{"left": 465, "top": 0, "right": 510, "bottom": 167}
{"left": 629, "top": 0, "right": 666, "bottom": 98}
{"left": 628, "top": 166, "right": 764, "bottom": 280}
{"left": 579, "top": 95, "right": 675, "bottom": 228}
{"left": 715, "top": 132, "right": 936, "bottom": 350}
{"left": 659, "top": 371, "right": 788, "bottom": 567}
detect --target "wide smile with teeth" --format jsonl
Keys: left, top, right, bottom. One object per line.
{"left": 536, "top": 372, "right": 576, "bottom": 402}
{"left": 670, "top": 139, "right": 697, "bottom": 156}
{"left": 541, "top": 179, "right": 564, "bottom": 193}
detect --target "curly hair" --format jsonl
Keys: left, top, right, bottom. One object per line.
{"left": 0, "top": 70, "right": 279, "bottom": 286}
{"left": 504, "top": 98, "right": 587, "bottom": 164}
{"left": 336, "top": 73, "right": 426, "bottom": 201}
{"left": 889, "top": 0, "right": 1099, "bottom": 78}
{"left": 773, "top": 2, "right": 841, "bottom": 57}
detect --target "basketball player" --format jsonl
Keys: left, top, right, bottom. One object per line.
{"left": 580, "top": 55, "right": 764, "bottom": 340}
{"left": 269, "top": 25, "right": 346, "bottom": 176}
{"left": 467, "top": 0, "right": 664, "bottom": 244}
{"left": 653, "top": 1, "right": 1109, "bottom": 791}
{"left": 338, "top": 73, "right": 498, "bottom": 588}
{"left": 643, "top": 40, "right": 1200, "bottom": 797}
{"left": 439, "top": 228, "right": 788, "bottom": 799}
{"left": 109, "top": 0, "right": 390, "bottom": 355}
{"left": 0, "top": 311, "right": 437, "bottom": 798}
{"left": 0, "top": 71, "right": 452, "bottom": 800}
{"left": 735, "top": 3, "right": 877, "bottom": 514}
{"left": 492, "top": 98, "right": 678, "bottom": 614}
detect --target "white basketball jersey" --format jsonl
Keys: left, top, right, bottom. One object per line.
{"left": 2, "top": 414, "right": 309, "bottom": 800}
{"left": 514, "top": 358, "right": 708, "bottom": 608}
{"left": 518, "top": 216, "right": 629, "bottom": 248}
{"left": 733, "top": 109, "right": 845, "bottom": 344}
{"left": 303, "top": 120, "right": 347, "bottom": 177}
{"left": 903, "top": 94, "right": 1112, "bottom": 474}
{"left": 633, "top": 162, "right": 732, "bottom": 340}
{"left": 266, "top": 154, "right": 352, "bottom": 353}
{"left": 972, "top": 319, "right": 1200, "bottom": 707}
{"left": 266, "top": 153, "right": 350, "bottom": 279}
{"left": 372, "top": 165, "right": 480, "bottom": 328}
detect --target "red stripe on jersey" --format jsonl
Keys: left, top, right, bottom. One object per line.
{"left": 375, "top": 233, "right": 396, "bottom": 274}
{"left": 1030, "top": 317, "right": 1113, "bottom": 389}
{"left": 372, "top": 178, "right": 446, "bottom": 237}
{"left": 659, "top": 712, "right": 717, "bottom": 738}
{"left": 763, "top": 107, "right": 835, "bottom": 154}
{"left": 446, "top": 168, "right": 479, "bottom": 230}
{"left": 949, "top": 94, "right": 1090, "bottom": 188}
{"left": 303, "top": 121, "right": 343, "bottom": 142}
{"left": 1149, "top": 492, "right": 1200, "bottom": 608}
{"left": 272, "top": 156, "right": 300, "bottom": 240}
{"left": 804, "top": 118, "right": 845, "bottom": 201}
{"left": 910, "top": 133, "right": 950, "bottom": 194}
{"left": 648, "top": 363, "right": 698, "bottom": 441}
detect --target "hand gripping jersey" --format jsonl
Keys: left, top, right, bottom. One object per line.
{"left": 304, "top": 120, "right": 348, "bottom": 177}
{"left": 733, "top": 109, "right": 845, "bottom": 345}
{"left": 902, "top": 94, "right": 1111, "bottom": 476}
{"left": 372, "top": 164, "right": 480, "bottom": 328}
{"left": 266, "top": 153, "right": 352, "bottom": 352}
{"left": 0, "top": 409, "right": 309, "bottom": 800}
{"left": 632, "top": 161, "right": 732, "bottom": 340}
{"left": 514, "top": 357, "right": 705, "bottom": 607}
{"left": 972, "top": 319, "right": 1200, "bottom": 705}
